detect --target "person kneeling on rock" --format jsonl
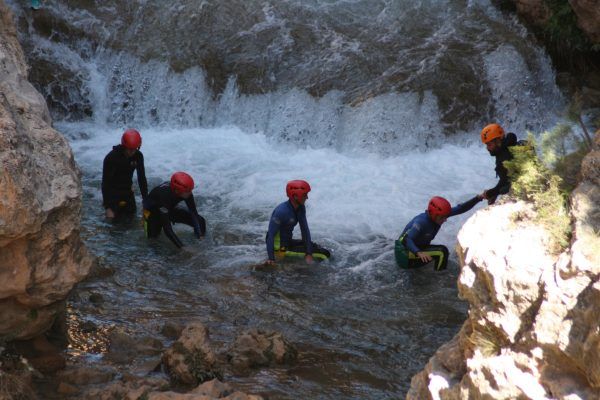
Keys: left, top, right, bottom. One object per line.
{"left": 265, "top": 180, "right": 331, "bottom": 265}
{"left": 142, "top": 172, "right": 206, "bottom": 249}
{"left": 395, "top": 195, "right": 482, "bottom": 271}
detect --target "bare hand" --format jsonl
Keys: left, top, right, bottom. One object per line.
{"left": 265, "top": 259, "right": 276, "bottom": 266}
{"left": 417, "top": 252, "right": 432, "bottom": 263}
{"left": 105, "top": 208, "right": 115, "bottom": 219}
{"left": 305, "top": 254, "right": 314, "bottom": 265}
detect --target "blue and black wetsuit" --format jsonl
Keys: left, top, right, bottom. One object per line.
{"left": 143, "top": 182, "right": 206, "bottom": 248}
{"left": 396, "top": 196, "right": 481, "bottom": 270}
{"left": 266, "top": 200, "right": 330, "bottom": 261}
{"left": 101, "top": 145, "right": 148, "bottom": 217}
{"left": 486, "top": 133, "right": 522, "bottom": 204}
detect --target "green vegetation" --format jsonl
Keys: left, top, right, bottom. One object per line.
{"left": 504, "top": 134, "right": 572, "bottom": 253}
{"left": 542, "top": 0, "right": 598, "bottom": 54}
{"left": 504, "top": 91, "right": 597, "bottom": 254}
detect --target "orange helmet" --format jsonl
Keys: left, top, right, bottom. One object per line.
{"left": 480, "top": 123, "right": 504, "bottom": 144}
{"left": 427, "top": 196, "right": 451, "bottom": 218}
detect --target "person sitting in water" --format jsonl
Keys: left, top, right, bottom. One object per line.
{"left": 395, "top": 195, "right": 482, "bottom": 271}
{"left": 143, "top": 172, "right": 206, "bottom": 249}
{"left": 265, "top": 180, "right": 331, "bottom": 265}
{"left": 101, "top": 129, "right": 148, "bottom": 220}
{"left": 479, "top": 123, "right": 525, "bottom": 205}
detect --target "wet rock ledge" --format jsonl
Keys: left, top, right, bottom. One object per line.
{"left": 0, "top": 0, "right": 92, "bottom": 341}
{"left": 407, "top": 131, "right": 600, "bottom": 399}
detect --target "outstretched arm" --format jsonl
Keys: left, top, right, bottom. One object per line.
{"left": 449, "top": 195, "right": 483, "bottom": 217}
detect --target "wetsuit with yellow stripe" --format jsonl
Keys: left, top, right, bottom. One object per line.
{"left": 266, "top": 200, "right": 330, "bottom": 262}
{"left": 395, "top": 196, "right": 481, "bottom": 270}
{"left": 142, "top": 182, "right": 206, "bottom": 248}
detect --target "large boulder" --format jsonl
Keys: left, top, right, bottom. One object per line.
{"left": 407, "top": 133, "right": 600, "bottom": 399}
{"left": 0, "top": 1, "right": 91, "bottom": 340}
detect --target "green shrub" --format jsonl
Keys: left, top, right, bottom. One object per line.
{"left": 504, "top": 134, "right": 572, "bottom": 253}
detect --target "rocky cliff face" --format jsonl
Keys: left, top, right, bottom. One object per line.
{"left": 510, "top": 0, "right": 600, "bottom": 44}
{"left": 407, "top": 133, "right": 600, "bottom": 399}
{"left": 0, "top": 1, "right": 91, "bottom": 340}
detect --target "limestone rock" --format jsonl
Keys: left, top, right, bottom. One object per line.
{"left": 407, "top": 132, "right": 600, "bottom": 399}
{"left": 162, "top": 322, "right": 219, "bottom": 385}
{"left": 0, "top": 1, "right": 92, "bottom": 340}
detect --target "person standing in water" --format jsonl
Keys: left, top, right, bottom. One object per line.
{"left": 101, "top": 129, "right": 148, "bottom": 220}
{"left": 265, "top": 180, "right": 331, "bottom": 265}
{"left": 395, "top": 195, "right": 482, "bottom": 270}
{"left": 143, "top": 172, "right": 206, "bottom": 249}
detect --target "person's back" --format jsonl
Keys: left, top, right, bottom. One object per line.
{"left": 143, "top": 172, "right": 205, "bottom": 249}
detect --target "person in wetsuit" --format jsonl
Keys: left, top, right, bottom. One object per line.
{"left": 265, "top": 180, "right": 331, "bottom": 265}
{"left": 143, "top": 172, "right": 206, "bottom": 249}
{"left": 395, "top": 195, "right": 482, "bottom": 271}
{"left": 480, "top": 123, "right": 523, "bottom": 205}
{"left": 101, "top": 129, "right": 148, "bottom": 220}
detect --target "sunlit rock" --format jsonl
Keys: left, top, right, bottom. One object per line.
{"left": 407, "top": 131, "right": 600, "bottom": 399}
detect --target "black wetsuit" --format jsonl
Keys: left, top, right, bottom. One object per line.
{"left": 143, "top": 182, "right": 206, "bottom": 248}
{"left": 101, "top": 145, "right": 148, "bottom": 215}
{"left": 485, "top": 133, "right": 521, "bottom": 204}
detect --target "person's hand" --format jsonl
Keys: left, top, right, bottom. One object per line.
{"left": 305, "top": 254, "right": 314, "bottom": 265}
{"left": 265, "top": 259, "right": 276, "bottom": 266}
{"left": 477, "top": 192, "right": 485, "bottom": 201}
{"left": 416, "top": 252, "right": 432, "bottom": 263}
{"left": 105, "top": 208, "right": 115, "bottom": 219}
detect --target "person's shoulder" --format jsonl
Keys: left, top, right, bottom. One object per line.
{"left": 505, "top": 132, "right": 518, "bottom": 146}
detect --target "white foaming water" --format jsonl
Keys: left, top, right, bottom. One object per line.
{"left": 65, "top": 122, "right": 493, "bottom": 269}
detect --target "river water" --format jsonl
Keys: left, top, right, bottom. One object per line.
{"left": 6, "top": 0, "right": 566, "bottom": 398}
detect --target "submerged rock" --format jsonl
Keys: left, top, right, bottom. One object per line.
{"left": 227, "top": 328, "right": 298, "bottom": 372}
{"left": 162, "top": 322, "right": 220, "bottom": 385}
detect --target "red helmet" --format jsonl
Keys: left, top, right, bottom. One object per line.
{"left": 286, "top": 180, "right": 311, "bottom": 200}
{"left": 427, "top": 196, "right": 451, "bottom": 218}
{"left": 170, "top": 172, "right": 194, "bottom": 193}
{"left": 121, "top": 129, "right": 142, "bottom": 149}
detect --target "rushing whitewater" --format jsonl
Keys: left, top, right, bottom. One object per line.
{"left": 6, "top": 0, "right": 567, "bottom": 398}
